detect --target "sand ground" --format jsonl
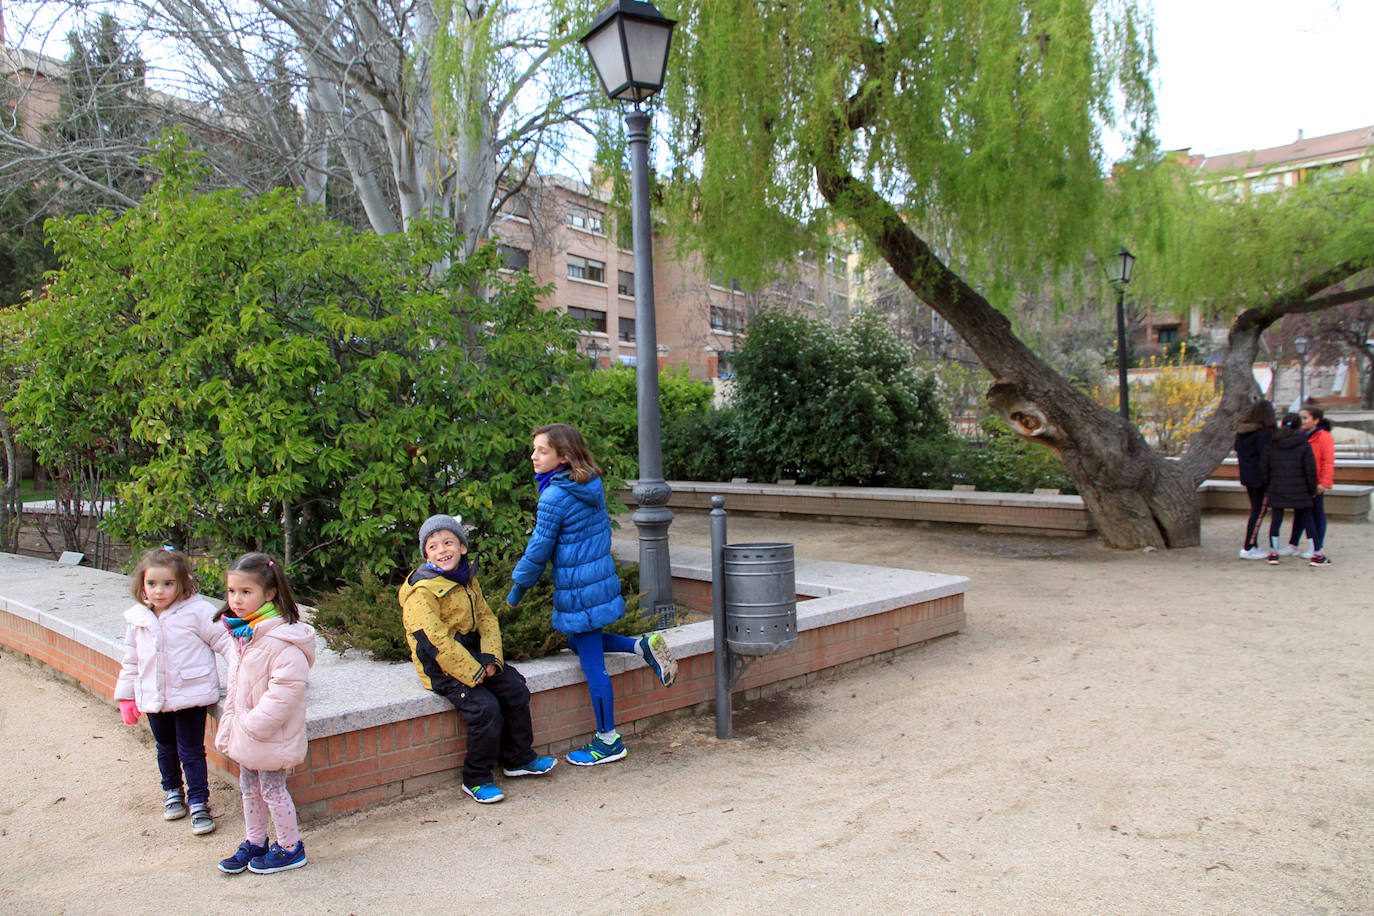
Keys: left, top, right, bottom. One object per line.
{"left": 1, "top": 512, "right": 1370, "bottom": 915}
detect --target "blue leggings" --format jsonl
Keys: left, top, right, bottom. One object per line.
{"left": 567, "top": 629, "right": 641, "bottom": 734}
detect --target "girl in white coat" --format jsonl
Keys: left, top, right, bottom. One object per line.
{"left": 114, "top": 548, "right": 232, "bottom": 835}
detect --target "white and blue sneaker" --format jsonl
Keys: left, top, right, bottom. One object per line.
{"left": 462, "top": 782, "right": 506, "bottom": 804}
{"left": 639, "top": 632, "right": 678, "bottom": 687}
{"left": 567, "top": 735, "right": 628, "bottom": 767}
{"left": 503, "top": 756, "right": 557, "bottom": 777}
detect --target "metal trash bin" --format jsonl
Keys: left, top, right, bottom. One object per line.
{"left": 723, "top": 542, "right": 797, "bottom": 655}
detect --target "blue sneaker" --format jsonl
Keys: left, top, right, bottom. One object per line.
{"left": 217, "top": 839, "right": 269, "bottom": 874}
{"left": 247, "top": 840, "right": 307, "bottom": 874}
{"left": 503, "top": 756, "right": 556, "bottom": 777}
{"left": 639, "top": 632, "right": 677, "bottom": 687}
{"left": 462, "top": 782, "right": 506, "bottom": 803}
{"left": 567, "top": 735, "right": 628, "bottom": 766}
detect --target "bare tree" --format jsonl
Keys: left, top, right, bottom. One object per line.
{"left": 4, "top": 0, "right": 602, "bottom": 246}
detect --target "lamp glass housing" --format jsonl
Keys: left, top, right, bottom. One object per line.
{"left": 1109, "top": 246, "right": 1136, "bottom": 285}
{"left": 581, "top": 0, "right": 676, "bottom": 103}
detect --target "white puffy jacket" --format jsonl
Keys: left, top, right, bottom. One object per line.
{"left": 113, "top": 596, "right": 233, "bottom": 713}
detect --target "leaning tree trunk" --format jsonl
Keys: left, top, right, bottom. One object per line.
{"left": 816, "top": 163, "right": 1201, "bottom": 548}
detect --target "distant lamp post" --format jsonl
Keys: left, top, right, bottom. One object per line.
{"left": 1294, "top": 335, "right": 1310, "bottom": 406}
{"left": 585, "top": 339, "right": 610, "bottom": 367}
{"left": 582, "top": 0, "right": 677, "bottom": 626}
{"left": 1107, "top": 246, "right": 1136, "bottom": 421}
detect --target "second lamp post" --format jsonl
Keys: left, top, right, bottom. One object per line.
{"left": 581, "top": 0, "right": 678, "bottom": 627}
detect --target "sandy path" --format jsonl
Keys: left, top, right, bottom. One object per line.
{"left": 1, "top": 513, "right": 1371, "bottom": 914}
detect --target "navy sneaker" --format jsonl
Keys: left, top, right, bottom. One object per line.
{"left": 639, "top": 632, "right": 678, "bottom": 687}
{"left": 247, "top": 841, "right": 307, "bottom": 874}
{"left": 567, "top": 735, "right": 628, "bottom": 767}
{"left": 218, "top": 839, "right": 269, "bottom": 874}
{"left": 1265, "top": 552, "right": 1280, "bottom": 565}
{"left": 462, "top": 783, "right": 505, "bottom": 803}
{"left": 502, "top": 756, "right": 556, "bottom": 777}
{"left": 1309, "top": 554, "right": 1332, "bottom": 567}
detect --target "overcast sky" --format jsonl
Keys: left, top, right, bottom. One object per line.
{"left": 1150, "top": 0, "right": 1374, "bottom": 156}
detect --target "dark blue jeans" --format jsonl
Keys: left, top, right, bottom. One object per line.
{"left": 1306, "top": 493, "right": 1328, "bottom": 551}
{"left": 145, "top": 705, "right": 211, "bottom": 806}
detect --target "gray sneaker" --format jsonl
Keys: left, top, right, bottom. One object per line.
{"left": 190, "top": 802, "right": 216, "bottom": 835}
{"left": 163, "top": 789, "right": 187, "bottom": 821}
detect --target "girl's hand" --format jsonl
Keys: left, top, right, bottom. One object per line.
{"left": 119, "top": 699, "right": 140, "bottom": 725}
{"left": 485, "top": 663, "right": 498, "bottom": 679}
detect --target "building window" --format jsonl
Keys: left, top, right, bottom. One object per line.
{"left": 566, "top": 306, "right": 607, "bottom": 333}
{"left": 619, "top": 316, "right": 636, "bottom": 342}
{"left": 497, "top": 244, "right": 529, "bottom": 271}
{"left": 567, "top": 255, "right": 605, "bottom": 283}
{"left": 1250, "top": 175, "right": 1280, "bottom": 195}
{"left": 1156, "top": 326, "right": 1179, "bottom": 345}
{"left": 618, "top": 270, "right": 634, "bottom": 296}
{"left": 800, "top": 283, "right": 816, "bottom": 303}
{"left": 566, "top": 206, "right": 604, "bottom": 233}
{"left": 829, "top": 290, "right": 848, "bottom": 312}
{"left": 829, "top": 250, "right": 847, "bottom": 281}
{"left": 715, "top": 351, "right": 736, "bottom": 379}
{"left": 711, "top": 306, "right": 742, "bottom": 333}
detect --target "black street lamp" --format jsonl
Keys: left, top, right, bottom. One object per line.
{"left": 1294, "top": 335, "right": 1309, "bottom": 406}
{"left": 1107, "top": 246, "right": 1136, "bottom": 421}
{"left": 582, "top": 0, "right": 677, "bottom": 626}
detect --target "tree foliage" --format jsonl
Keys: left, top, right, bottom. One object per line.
{"left": 8, "top": 136, "right": 594, "bottom": 591}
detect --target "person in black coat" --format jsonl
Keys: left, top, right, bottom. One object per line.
{"left": 1233, "top": 399, "right": 1276, "bottom": 559}
{"left": 1259, "top": 412, "right": 1317, "bottom": 564}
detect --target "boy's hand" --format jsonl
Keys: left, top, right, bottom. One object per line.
{"left": 485, "top": 663, "right": 498, "bottom": 679}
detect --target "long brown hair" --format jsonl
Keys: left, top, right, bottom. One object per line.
{"left": 214, "top": 552, "right": 301, "bottom": 624}
{"left": 130, "top": 547, "right": 197, "bottom": 607}
{"left": 533, "top": 423, "right": 602, "bottom": 484}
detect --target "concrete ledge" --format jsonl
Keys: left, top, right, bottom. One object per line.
{"left": 1207, "top": 457, "right": 1374, "bottom": 486}
{"left": 1197, "top": 479, "right": 1372, "bottom": 520}
{"left": 623, "top": 481, "right": 1097, "bottom": 537}
{"left": 0, "top": 548, "right": 966, "bottom": 819}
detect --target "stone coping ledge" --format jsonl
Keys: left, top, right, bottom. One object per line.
{"left": 0, "top": 547, "right": 967, "bottom": 742}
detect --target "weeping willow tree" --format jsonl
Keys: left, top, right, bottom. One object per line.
{"left": 659, "top": 0, "right": 1188, "bottom": 548}
{"left": 659, "top": 0, "right": 1374, "bottom": 549}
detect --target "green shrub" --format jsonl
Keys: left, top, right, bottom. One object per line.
{"left": 955, "top": 418, "right": 1077, "bottom": 494}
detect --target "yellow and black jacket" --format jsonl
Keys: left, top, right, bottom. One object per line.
{"left": 399, "top": 567, "right": 503, "bottom": 692}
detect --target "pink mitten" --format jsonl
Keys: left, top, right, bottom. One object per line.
{"left": 119, "top": 699, "right": 140, "bottom": 725}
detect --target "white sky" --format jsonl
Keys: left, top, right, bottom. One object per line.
{"left": 1150, "top": 0, "right": 1374, "bottom": 156}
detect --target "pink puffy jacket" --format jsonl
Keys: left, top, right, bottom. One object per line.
{"left": 114, "top": 596, "right": 233, "bottom": 713}
{"left": 215, "top": 617, "right": 316, "bottom": 772}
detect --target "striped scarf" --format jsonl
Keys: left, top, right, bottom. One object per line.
{"left": 223, "top": 602, "right": 280, "bottom": 641}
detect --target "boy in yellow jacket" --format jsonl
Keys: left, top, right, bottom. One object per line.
{"left": 399, "top": 514, "right": 555, "bottom": 803}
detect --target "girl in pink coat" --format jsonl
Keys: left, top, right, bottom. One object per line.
{"left": 115, "top": 548, "right": 233, "bottom": 836}
{"left": 212, "top": 553, "right": 316, "bottom": 875}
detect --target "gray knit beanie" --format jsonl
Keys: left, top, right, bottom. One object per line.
{"left": 418, "top": 514, "right": 467, "bottom": 552}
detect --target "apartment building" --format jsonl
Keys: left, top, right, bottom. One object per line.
{"left": 490, "top": 173, "right": 850, "bottom": 383}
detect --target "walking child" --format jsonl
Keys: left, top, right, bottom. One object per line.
{"left": 400, "top": 514, "right": 556, "bottom": 804}
{"left": 114, "top": 547, "right": 233, "bottom": 836}
{"left": 507, "top": 423, "right": 678, "bottom": 766}
{"left": 213, "top": 553, "right": 315, "bottom": 875}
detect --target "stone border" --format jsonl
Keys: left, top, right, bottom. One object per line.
{"left": 0, "top": 547, "right": 966, "bottom": 819}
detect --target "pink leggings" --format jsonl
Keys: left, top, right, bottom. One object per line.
{"left": 238, "top": 767, "right": 299, "bottom": 849}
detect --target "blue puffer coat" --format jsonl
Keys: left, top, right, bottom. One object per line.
{"left": 507, "top": 473, "right": 626, "bottom": 635}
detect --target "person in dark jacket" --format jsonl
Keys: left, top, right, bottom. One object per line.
{"left": 1233, "top": 399, "right": 1276, "bottom": 559}
{"left": 508, "top": 423, "right": 678, "bottom": 767}
{"left": 1260, "top": 412, "right": 1317, "bottom": 565}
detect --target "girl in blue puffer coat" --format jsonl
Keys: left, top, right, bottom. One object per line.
{"left": 507, "top": 423, "right": 678, "bottom": 766}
